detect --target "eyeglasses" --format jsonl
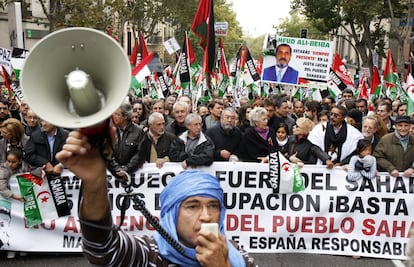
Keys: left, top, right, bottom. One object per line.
{"left": 181, "top": 202, "right": 220, "bottom": 215}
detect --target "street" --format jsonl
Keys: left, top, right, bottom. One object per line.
{"left": 0, "top": 252, "right": 405, "bottom": 267}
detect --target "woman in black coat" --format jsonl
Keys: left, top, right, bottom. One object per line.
{"left": 240, "top": 107, "right": 276, "bottom": 162}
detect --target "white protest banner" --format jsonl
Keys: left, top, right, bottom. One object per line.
{"left": 0, "top": 47, "right": 13, "bottom": 74}
{"left": 1, "top": 162, "right": 412, "bottom": 260}
{"left": 262, "top": 36, "right": 333, "bottom": 88}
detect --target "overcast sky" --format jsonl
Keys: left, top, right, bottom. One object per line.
{"left": 230, "top": 0, "right": 292, "bottom": 37}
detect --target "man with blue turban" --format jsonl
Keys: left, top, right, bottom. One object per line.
{"left": 57, "top": 130, "right": 256, "bottom": 266}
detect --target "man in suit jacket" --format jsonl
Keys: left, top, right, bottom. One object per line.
{"left": 262, "top": 43, "right": 299, "bottom": 84}
{"left": 24, "top": 120, "right": 69, "bottom": 175}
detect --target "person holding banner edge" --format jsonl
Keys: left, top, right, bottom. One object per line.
{"left": 56, "top": 130, "right": 256, "bottom": 266}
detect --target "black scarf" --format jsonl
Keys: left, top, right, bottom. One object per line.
{"left": 324, "top": 122, "right": 347, "bottom": 163}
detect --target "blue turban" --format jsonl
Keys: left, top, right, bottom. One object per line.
{"left": 153, "top": 170, "right": 245, "bottom": 266}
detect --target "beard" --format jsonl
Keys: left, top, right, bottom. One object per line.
{"left": 221, "top": 123, "right": 233, "bottom": 133}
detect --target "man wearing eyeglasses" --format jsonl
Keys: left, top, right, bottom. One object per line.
{"left": 56, "top": 133, "right": 256, "bottom": 266}
{"left": 169, "top": 113, "right": 214, "bottom": 169}
{"left": 308, "top": 105, "right": 363, "bottom": 166}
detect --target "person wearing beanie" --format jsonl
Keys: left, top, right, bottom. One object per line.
{"left": 373, "top": 115, "right": 414, "bottom": 177}
{"left": 56, "top": 130, "right": 256, "bottom": 266}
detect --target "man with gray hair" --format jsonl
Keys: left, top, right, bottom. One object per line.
{"left": 169, "top": 113, "right": 214, "bottom": 169}
{"left": 108, "top": 101, "right": 144, "bottom": 177}
{"left": 166, "top": 101, "right": 190, "bottom": 137}
{"left": 205, "top": 107, "right": 242, "bottom": 161}
{"left": 138, "top": 112, "right": 176, "bottom": 169}
{"left": 361, "top": 115, "right": 380, "bottom": 151}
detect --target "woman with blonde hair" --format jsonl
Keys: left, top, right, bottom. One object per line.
{"left": 288, "top": 117, "right": 332, "bottom": 167}
{"left": 0, "top": 118, "right": 28, "bottom": 164}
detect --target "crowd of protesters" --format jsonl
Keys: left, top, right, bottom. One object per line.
{"left": 1, "top": 87, "right": 414, "bottom": 198}
{"left": 1, "top": 84, "right": 414, "bottom": 260}
{"left": 116, "top": 89, "right": 414, "bottom": 179}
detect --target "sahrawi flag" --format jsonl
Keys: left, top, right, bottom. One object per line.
{"left": 269, "top": 151, "right": 305, "bottom": 194}
{"left": 132, "top": 52, "right": 163, "bottom": 82}
{"left": 383, "top": 49, "right": 399, "bottom": 100}
{"left": 17, "top": 173, "right": 71, "bottom": 227}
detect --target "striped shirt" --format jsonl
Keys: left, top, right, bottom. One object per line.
{"left": 81, "top": 212, "right": 257, "bottom": 267}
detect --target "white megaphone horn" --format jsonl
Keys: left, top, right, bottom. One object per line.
{"left": 21, "top": 27, "right": 130, "bottom": 133}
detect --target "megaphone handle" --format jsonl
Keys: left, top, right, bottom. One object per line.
{"left": 78, "top": 117, "right": 117, "bottom": 161}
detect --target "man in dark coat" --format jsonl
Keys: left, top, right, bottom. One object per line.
{"left": 24, "top": 120, "right": 69, "bottom": 175}
{"left": 205, "top": 108, "right": 242, "bottom": 161}
{"left": 170, "top": 113, "right": 214, "bottom": 169}
{"left": 138, "top": 112, "right": 176, "bottom": 169}
{"left": 108, "top": 102, "right": 144, "bottom": 177}
{"left": 373, "top": 115, "right": 414, "bottom": 177}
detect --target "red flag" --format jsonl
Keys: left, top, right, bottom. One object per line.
{"left": 218, "top": 37, "right": 229, "bottom": 77}
{"left": 1, "top": 65, "right": 13, "bottom": 96}
{"left": 186, "top": 35, "right": 196, "bottom": 65}
{"left": 332, "top": 52, "right": 354, "bottom": 89}
{"left": 371, "top": 66, "right": 380, "bottom": 93}
{"left": 256, "top": 55, "right": 263, "bottom": 75}
{"left": 130, "top": 39, "right": 139, "bottom": 66}
{"left": 130, "top": 31, "right": 149, "bottom": 67}
{"left": 191, "top": 0, "right": 215, "bottom": 73}
{"left": 357, "top": 77, "right": 369, "bottom": 100}
{"left": 239, "top": 46, "right": 247, "bottom": 70}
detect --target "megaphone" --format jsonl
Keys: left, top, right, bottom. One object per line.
{"left": 21, "top": 27, "right": 130, "bottom": 129}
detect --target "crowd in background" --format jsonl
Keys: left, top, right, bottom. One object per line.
{"left": 0, "top": 85, "right": 414, "bottom": 258}
{"left": 0, "top": 87, "right": 413, "bottom": 183}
